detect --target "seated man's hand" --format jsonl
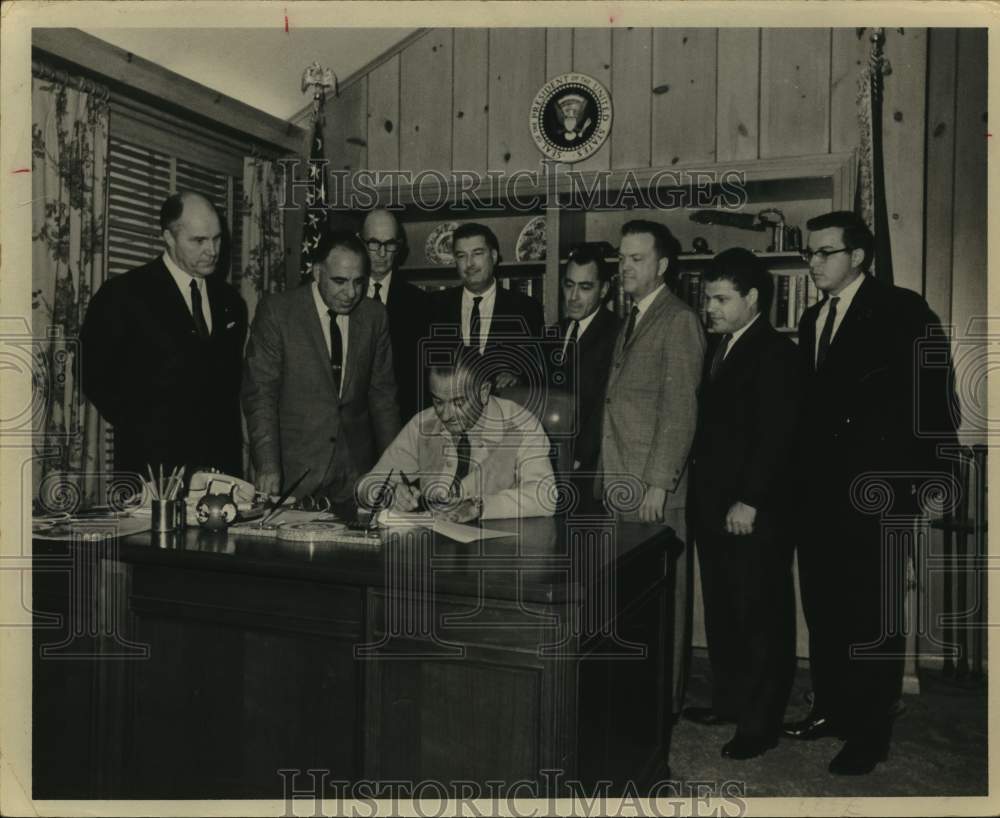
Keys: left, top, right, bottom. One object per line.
{"left": 494, "top": 371, "right": 520, "bottom": 389}
{"left": 639, "top": 485, "right": 667, "bottom": 524}
{"left": 432, "top": 497, "right": 481, "bottom": 524}
{"left": 391, "top": 482, "right": 423, "bottom": 512}
{"left": 255, "top": 468, "right": 282, "bottom": 498}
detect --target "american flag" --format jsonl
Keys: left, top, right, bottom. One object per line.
{"left": 299, "top": 108, "right": 329, "bottom": 286}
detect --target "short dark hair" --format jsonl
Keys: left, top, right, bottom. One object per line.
{"left": 704, "top": 247, "right": 773, "bottom": 316}
{"left": 315, "top": 229, "right": 371, "bottom": 276}
{"left": 621, "top": 219, "right": 682, "bottom": 279}
{"left": 452, "top": 222, "right": 500, "bottom": 257}
{"left": 160, "top": 191, "right": 217, "bottom": 233}
{"left": 565, "top": 242, "right": 613, "bottom": 285}
{"left": 427, "top": 344, "right": 488, "bottom": 392}
{"left": 806, "top": 210, "right": 874, "bottom": 271}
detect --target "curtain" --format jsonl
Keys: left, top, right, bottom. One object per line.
{"left": 238, "top": 157, "right": 287, "bottom": 325}
{"left": 238, "top": 157, "right": 286, "bottom": 478}
{"left": 31, "top": 64, "right": 110, "bottom": 508}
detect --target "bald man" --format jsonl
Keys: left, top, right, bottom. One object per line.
{"left": 360, "top": 209, "right": 429, "bottom": 421}
{"left": 81, "top": 191, "right": 248, "bottom": 476}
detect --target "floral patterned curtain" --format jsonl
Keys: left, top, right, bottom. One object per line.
{"left": 238, "top": 157, "right": 287, "bottom": 325}
{"left": 31, "top": 63, "right": 110, "bottom": 507}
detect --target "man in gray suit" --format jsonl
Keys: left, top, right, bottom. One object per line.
{"left": 600, "top": 219, "right": 706, "bottom": 715}
{"left": 242, "top": 230, "right": 401, "bottom": 501}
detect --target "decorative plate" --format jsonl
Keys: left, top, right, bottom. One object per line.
{"left": 515, "top": 216, "right": 547, "bottom": 261}
{"left": 424, "top": 221, "right": 459, "bottom": 265}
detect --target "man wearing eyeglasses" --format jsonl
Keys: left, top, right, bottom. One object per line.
{"left": 785, "top": 211, "right": 958, "bottom": 775}
{"left": 360, "top": 208, "right": 429, "bottom": 422}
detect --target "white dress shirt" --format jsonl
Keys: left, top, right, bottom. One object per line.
{"left": 461, "top": 281, "right": 497, "bottom": 352}
{"left": 814, "top": 273, "right": 866, "bottom": 363}
{"left": 312, "top": 281, "right": 350, "bottom": 397}
{"left": 631, "top": 282, "right": 666, "bottom": 332}
{"left": 561, "top": 307, "right": 601, "bottom": 357}
{"left": 368, "top": 271, "right": 392, "bottom": 303}
{"left": 163, "top": 252, "right": 212, "bottom": 334}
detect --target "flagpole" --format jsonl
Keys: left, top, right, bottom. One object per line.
{"left": 299, "top": 63, "right": 339, "bottom": 287}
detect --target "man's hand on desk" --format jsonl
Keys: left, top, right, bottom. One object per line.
{"left": 391, "top": 482, "right": 423, "bottom": 511}
{"left": 639, "top": 485, "right": 667, "bottom": 524}
{"left": 433, "top": 497, "right": 482, "bottom": 524}
{"left": 255, "top": 468, "right": 282, "bottom": 497}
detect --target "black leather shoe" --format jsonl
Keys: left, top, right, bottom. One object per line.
{"left": 782, "top": 713, "right": 845, "bottom": 740}
{"left": 828, "top": 740, "right": 889, "bottom": 775}
{"left": 682, "top": 706, "right": 735, "bottom": 726}
{"left": 721, "top": 734, "right": 779, "bottom": 760}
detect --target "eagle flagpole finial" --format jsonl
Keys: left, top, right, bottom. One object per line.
{"left": 301, "top": 62, "right": 339, "bottom": 115}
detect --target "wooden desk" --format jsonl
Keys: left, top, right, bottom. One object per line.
{"left": 33, "top": 515, "right": 680, "bottom": 799}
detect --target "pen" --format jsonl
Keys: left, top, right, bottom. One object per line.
{"left": 260, "top": 468, "right": 311, "bottom": 528}
{"left": 399, "top": 470, "right": 427, "bottom": 512}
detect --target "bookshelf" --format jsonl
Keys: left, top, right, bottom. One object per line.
{"left": 382, "top": 151, "right": 855, "bottom": 327}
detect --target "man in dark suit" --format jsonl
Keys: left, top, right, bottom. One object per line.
{"left": 81, "top": 191, "right": 247, "bottom": 477}
{"left": 242, "top": 230, "right": 400, "bottom": 501}
{"left": 361, "top": 208, "right": 429, "bottom": 422}
{"left": 600, "top": 220, "right": 706, "bottom": 716}
{"left": 784, "top": 211, "right": 958, "bottom": 775}
{"left": 549, "top": 243, "right": 620, "bottom": 489}
{"left": 428, "top": 222, "right": 544, "bottom": 390}
{"left": 684, "top": 248, "right": 799, "bottom": 760}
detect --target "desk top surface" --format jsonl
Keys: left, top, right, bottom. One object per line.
{"left": 34, "top": 514, "right": 680, "bottom": 603}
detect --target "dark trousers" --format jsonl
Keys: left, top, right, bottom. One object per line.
{"left": 797, "top": 514, "right": 906, "bottom": 747}
{"left": 697, "top": 530, "right": 796, "bottom": 739}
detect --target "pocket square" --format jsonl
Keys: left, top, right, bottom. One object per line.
{"left": 226, "top": 320, "right": 237, "bottom": 329}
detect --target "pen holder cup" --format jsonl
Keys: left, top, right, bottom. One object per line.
{"left": 152, "top": 499, "right": 186, "bottom": 533}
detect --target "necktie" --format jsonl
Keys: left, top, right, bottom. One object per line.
{"left": 372, "top": 282, "right": 382, "bottom": 303}
{"left": 561, "top": 320, "right": 579, "bottom": 361}
{"left": 452, "top": 433, "right": 471, "bottom": 495}
{"left": 328, "top": 309, "right": 343, "bottom": 394}
{"left": 816, "top": 296, "right": 840, "bottom": 369}
{"left": 469, "top": 296, "right": 483, "bottom": 352}
{"left": 623, "top": 305, "right": 639, "bottom": 347}
{"left": 190, "top": 280, "right": 209, "bottom": 340}
{"left": 710, "top": 333, "right": 732, "bottom": 379}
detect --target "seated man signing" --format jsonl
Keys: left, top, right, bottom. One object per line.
{"left": 358, "top": 349, "right": 556, "bottom": 522}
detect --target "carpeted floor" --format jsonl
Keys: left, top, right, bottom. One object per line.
{"left": 671, "top": 651, "right": 988, "bottom": 797}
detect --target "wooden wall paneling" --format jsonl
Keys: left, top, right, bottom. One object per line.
{"left": 760, "top": 29, "right": 831, "bottom": 158}
{"left": 325, "top": 79, "right": 368, "bottom": 175}
{"left": 950, "top": 28, "right": 988, "bottom": 444}
{"left": 923, "top": 28, "right": 957, "bottom": 324}
{"left": 715, "top": 28, "right": 760, "bottom": 162}
{"left": 881, "top": 28, "right": 928, "bottom": 295}
{"left": 572, "top": 28, "right": 612, "bottom": 172}
{"left": 367, "top": 55, "right": 400, "bottom": 172}
{"left": 651, "top": 29, "right": 718, "bottom": 167}
{"left": 830, "top": 28, "right": 870, "bottom": 153}
{"left": 546, "top": 28, "right": 573, "bottom": 77}
{"left": 323, "top": 79, "right": 367, "bottom": 229}
{"left": 611, "top": 28, "right": 652, "bottom": 170}
{"left": 488, "top": 29, "right": 547, "bottom": 173}
{"left": 452, "top": 29, "right": 489, "bottom": 175}
{"left": 400, "top": 29, "right": 454, "bottom": 174}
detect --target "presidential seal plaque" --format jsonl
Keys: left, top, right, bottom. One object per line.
{"left": 529, "top": 72, "right": 613, "bottom": 163}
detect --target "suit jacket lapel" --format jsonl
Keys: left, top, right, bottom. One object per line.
{"left": 618, "top": 286, "right": 670, "bottom": 361}
{"left": 341, "top": 307, "right": 366, "bottom": 400}
{"left": 713, "top": 317, "right": 766, "bottom": 382}
{"left": 818, "top": 276, "right": 875, "bottom": 371}
{"left": 149, "top": 259, "right": 202, "bottom": 343}
{"left": 300, "top": 284, "right": 337, "bottom": 392}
